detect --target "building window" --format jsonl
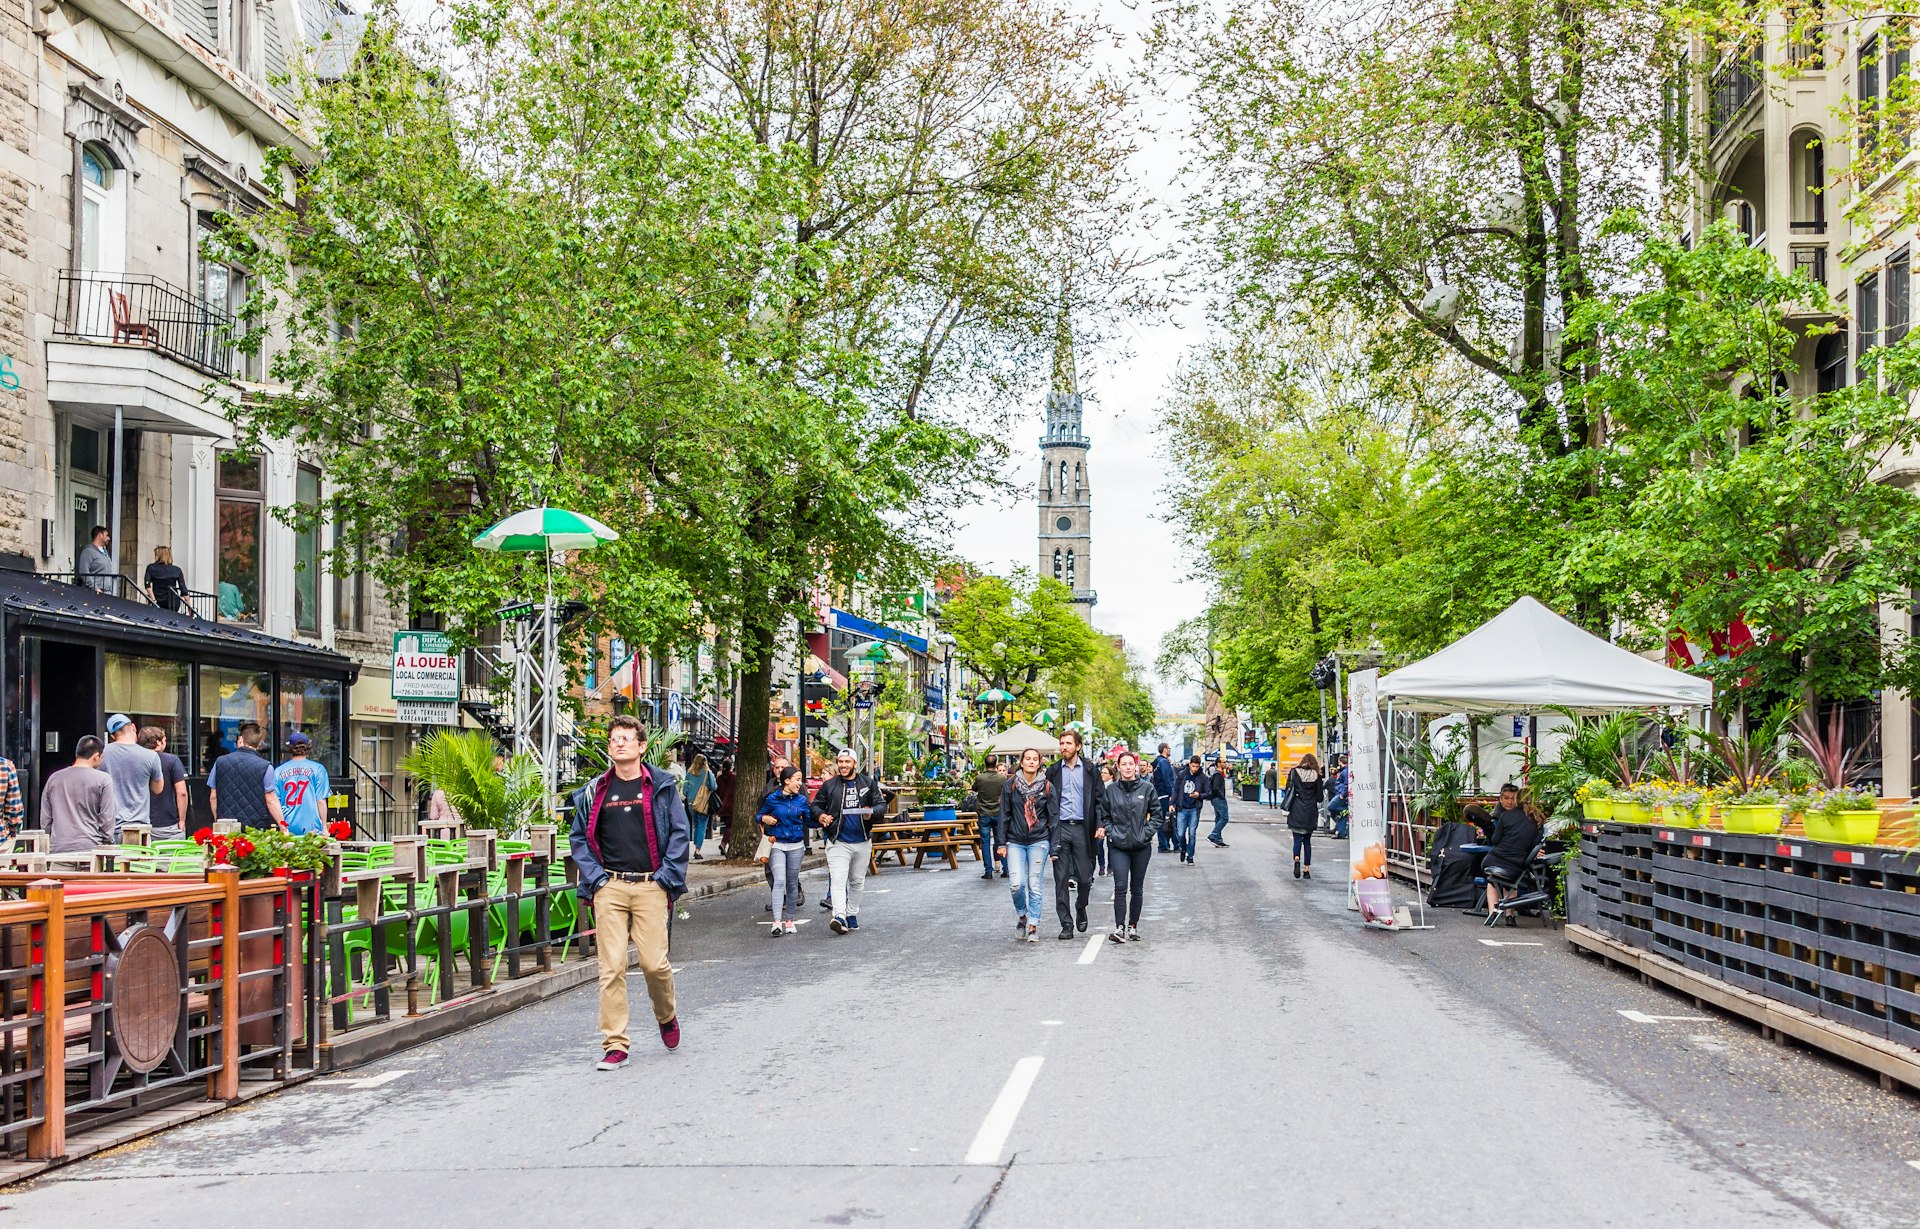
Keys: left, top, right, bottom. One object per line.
{"left": 200, "top": 666, "right": 271, "bottom": 775}
{"left": 1052, "top": 549, "right": 1062, "bottom": 579}
{"left": 281, "top": 674, "right": 344, "bottom": 775}
{"left": 1066, "top": 549, "right": 1077, "bottom": 584}
{"left": 333, "top": 496, "right": 367, "bottom": 633}
{"left": 1791, "top": 131, "right": 1826, "bottom": 231}
{"left": 1817, "top": 328, "right": 1850, "bottom": 392}
{"left": 1862, "top": 35, "right": 1883, "bottom": 157}
{"left": 1888, "top": 248, "right": 1910, "bottom": 348}
{"left": 216, "top": 452, "right": 263, "bottom": 624}
{"left": 1073, "top": 462, "right": 1083, "bottom": 492}
{"left": 78, "top": 144, "right": 125, "bottom": 274}
{"left": 106, "top": 654, "right": 191, "bottom": 771}
{"left": 583, "top": 637, "right": 598, "bottom": 692}
{"left": 197, "top": 212, "right": 262, "bottom": 380}
{"left": 1859, "top": 272, "right": 1882, "bottom": 383}
{"left": 1058, "top": 460, "right": 1067, "bottom": 492}
{"left": 1056, "top": 515, "right": 1072, "bottom": 532}
{"left": 294, "top": 465, "right": 321, "bottom": 636}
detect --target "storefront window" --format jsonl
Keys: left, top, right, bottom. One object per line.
{"left": 105, "top": 654, "right": 190, "bottom": 769}
{"left": 200, "top": 666, "right": 271, "bottom": 774}
{"left": 295, "top": 465, "right": 321, "bottom": 636}
{"left": 281, "top": 673, "right": 344, "bottom": 775}
{"left": 217, "top": 454, "right": 263, "bottom": 625}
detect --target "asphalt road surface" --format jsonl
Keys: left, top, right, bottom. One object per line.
{"left": 9, "top": 803, "right": 1920, "bottom": 1228}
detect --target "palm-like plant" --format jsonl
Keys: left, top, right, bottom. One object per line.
{"left": 1405, "top": 731, "right": 1470, "bottom": 824}
{"left": 1693, "top": 700, "right": 1799, "bottom": 796}
{"left": 401, "top": 729, "right": 545, "bottom": 836}
{"left": 1792, "top": 705, "right": 1879, "bottom": 790}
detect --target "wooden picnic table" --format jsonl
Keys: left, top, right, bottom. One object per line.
{"left": 867, "top": 812, "right": 981, "bottom": 873}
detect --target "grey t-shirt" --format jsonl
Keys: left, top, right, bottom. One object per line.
{"left": 102, "top": 740, "right": 163, "bottom": 830}
{"left": 44, "top": 764, "right": 115, "bottom": 852}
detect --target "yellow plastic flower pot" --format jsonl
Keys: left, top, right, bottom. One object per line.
{"left": 1613, "top": 801, "right": 1650, "bottom": 823}
{"left": 1582, "top": 798, "right": 1613, "bottom": 821}
{"left": 1721, "top": 804, "right": 1783, "bottom": 835}
{"left": 1803, "top": 809, "right": 1881, "bottom": 846}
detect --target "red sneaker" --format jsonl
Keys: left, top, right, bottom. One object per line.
{"left": 595, "top": 1049, "right": 629, "bottom": 1071}
{"left": 659, "top": 1017, "right": 680, "bottom": 1050}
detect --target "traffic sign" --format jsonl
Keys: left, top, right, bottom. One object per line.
{"left": 667, "top": 690, "right": 682, "bottom": 727}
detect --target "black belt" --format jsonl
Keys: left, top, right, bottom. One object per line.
{"left": 609, "top": 871, "right": 655, "bottom": 882}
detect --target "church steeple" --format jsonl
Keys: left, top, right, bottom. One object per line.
{"left": 1036, "top": 295, "right": 1095, "bottom": 622}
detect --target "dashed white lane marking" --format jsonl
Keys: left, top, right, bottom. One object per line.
{"left": 316, "top": 1069, "right": 413, "bottom": 1089}
{"left": 1477, "top": 939, "right": 1544, "bottom": 947}
{"left": 755, "top": 919, "right": 811, "bottom": 927}
{"left": 1618, "top": 1009, "right": 1710, "bottom": 1024}
{"left": 1906, "top": 1160, "right": 1920, "bottom": 1173}
{"left": 965, "top": 1056, "right": 1045, "bottom": 1165}
{"left": 1077, "top": 934, "right": 1105, "bottom": 965}
{"left": 1041, "top": 1019, "right": 1062, "bottom": 1026}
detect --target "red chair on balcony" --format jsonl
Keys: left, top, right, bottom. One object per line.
{"left": 109, "top": 288, "right": 160, "bottom": 345}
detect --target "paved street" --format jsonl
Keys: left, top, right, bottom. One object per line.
{"left": 8, "top": 803, "right": 1920, "bottom": 1228}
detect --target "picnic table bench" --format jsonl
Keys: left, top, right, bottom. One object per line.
{"left": 868, "top": 812, "right": 980, "bottom": 873}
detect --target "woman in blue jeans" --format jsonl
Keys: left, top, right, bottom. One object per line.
{"left": 757, "top": 765, "right": 811, "bottom": 935}
{"left": 997, "top": 747, "right": 1054, "bottom": 944}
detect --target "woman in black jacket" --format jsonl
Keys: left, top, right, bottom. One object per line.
{"left": 1284, "top": 753, "right": 1326, "bottom": 879}
{"left": 1100, "top": 751, "right": 1159, "bottom": 942}
{"left": 997, "top": 747, "right": 1054, "bottom": 944}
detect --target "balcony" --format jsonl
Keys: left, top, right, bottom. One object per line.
{"left": 1071, "top": 588, "right": 1097, "bottom": 605}
{"left": 1791, "top": 244, "right": 1828, "bottom": 289}
{"left": 46, "top": 272, "right": 240, "bottom": 438}
{"left": 46, "top": 572, "right": 220, "bottom": 620}
{"left": 1709, "top": 45, "right": 1764, "bottom": 144}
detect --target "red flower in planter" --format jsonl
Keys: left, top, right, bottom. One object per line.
{"left": 192, "top": 827, "right": 214, "bottom": 845}
{"left": 326, "top": 821, "right": 352, "bottom": 841}
{"left": 232, "top": 837, "right": 256, "bottom": 858}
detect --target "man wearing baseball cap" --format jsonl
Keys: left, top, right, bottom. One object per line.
{"left": 100, "top": 712, "right": 163, "bottom": 840}
{"left": 274, "top": 731, "right": 332, "bottom": 836}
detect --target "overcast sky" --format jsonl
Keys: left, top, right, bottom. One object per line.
{"left": 946, "top": 0, "right": 1212, "bottom": 711}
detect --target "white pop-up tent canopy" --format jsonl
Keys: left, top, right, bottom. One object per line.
{"left": 1379, "top": 596, "right": 1713, "bottom": 713}
{"left": 1360, "top": 596, "right": 1712, "bottom": 931}
{"left": 986, "top": 722, "right": 1060, "bottom": 755}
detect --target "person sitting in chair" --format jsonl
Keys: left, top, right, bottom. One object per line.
{"left": 1465, "top": 783, "right": 1541, "bottom": 918}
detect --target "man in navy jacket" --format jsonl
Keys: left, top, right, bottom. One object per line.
{"left": 569, "top": 715, "right": 690, "bottom": 1069}
{"left": 1151, "top": 743, "right": 1177, "bottom": 853}
{"left": 1045, "top": 730, "right": 1107, "bottom": 939}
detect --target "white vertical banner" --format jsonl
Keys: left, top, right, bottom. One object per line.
{"left": 1346, "top": 668, "right": 1390, "bottom": 918}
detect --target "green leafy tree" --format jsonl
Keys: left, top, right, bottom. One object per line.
{"left": 680, "top": 0, "right": 1143, "bottom": 858}
{"left": 1049, "top": 636, "right": 1158, "bottom": 747}
{"left": 943, "top": 570, "right": 1099, "bottom": 701}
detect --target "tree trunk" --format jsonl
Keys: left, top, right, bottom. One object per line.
{"left": 725, "top": 611, "right": 778, "bottom": 860}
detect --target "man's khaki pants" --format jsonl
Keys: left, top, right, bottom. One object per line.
{"left": 593, "top": 878, "right": 677, "bottom": 1052}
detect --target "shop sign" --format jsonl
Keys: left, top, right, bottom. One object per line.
{"left": 397, "top": 699, "right": 459, "bottom": 726}
{"left": 392, "top": 631, "right": 460, "bottom": 701}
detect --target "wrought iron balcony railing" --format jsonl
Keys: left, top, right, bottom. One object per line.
{"left": 1708, "top": 45, "right": 1763, "bottom": 142}
{"left": 55, "top": 271, "right": 237, "bottom": 378}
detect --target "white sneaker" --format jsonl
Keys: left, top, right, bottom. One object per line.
{"left": 1107, "top": 927, "right": 1126, "bottom": 944}
{"left": 1126, "top": 925, "right": 1140, "bottom": 942}
{"left": 783, "top": 920, "right": 797, "bottom": 934}
{"left": 1025, "top": 924, "right": 1039, "bottom": 943}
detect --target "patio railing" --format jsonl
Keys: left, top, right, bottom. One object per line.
{"left": 53, "top": 271, "right": 237, "bottom": 379}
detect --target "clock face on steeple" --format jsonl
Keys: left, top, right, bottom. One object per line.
{"left": 1056, "top": 516, "right": 1072, "bottom": 531}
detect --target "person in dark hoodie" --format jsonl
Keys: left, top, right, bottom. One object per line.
{"left": 1151, "top": 743, "right": 1177, "bottom": 852}
{"left": 1045, "top": 730, "right": 1107, "bottom": 939}
{"left": 1172, "top": 753, "right": 1208, "bottom": 863}
{"left": 1283, "top": 752, "right": 1326, "bottom": 879}
{"left": 1101, "top": 750, "right": 1160, "bottom": 943}
{"left": 997, "top": 746, "right": 1054, "bottom": 943}
{"left": 811, "top": 749, "right": 888, "bottom": 935}
{"left": 757, "top": 765, "right": 812, "bottom": 936}
{"left": 567, "top": 715, "right": 690, "bottom": 1070}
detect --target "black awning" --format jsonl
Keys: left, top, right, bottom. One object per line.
{"left": 0, "top": 570, "right": 358, "bottom": 679}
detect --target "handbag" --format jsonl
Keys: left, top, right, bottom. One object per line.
{"left": 691, "top": 779, "right": 712, "bottom": 814}
{"left": 754, "top": 834, "right": 773, "bottom": 864}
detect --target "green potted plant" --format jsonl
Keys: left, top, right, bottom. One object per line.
{"left": 1611, "top": 784, "right": 1655, "bottom": 823}
{"left": 401, "top": 728, "right": 546, "bottom": 837}
{"left": 1803, "top": 787, "right": 1882, "bottom": 845}
{"left": 1664, "top": 785, "right": 1707, "bottom": 828}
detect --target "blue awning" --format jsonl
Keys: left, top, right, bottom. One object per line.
{"left": 829, "top": 609, "right": 929, "bottom": 654}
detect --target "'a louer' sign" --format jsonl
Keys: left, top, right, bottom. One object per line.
{"left": 392, "top": 632, "right": 460, "bottom": 701}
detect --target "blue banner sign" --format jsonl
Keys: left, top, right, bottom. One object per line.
{"left": 829, "top": 608, "right": 929, "bottom": 654}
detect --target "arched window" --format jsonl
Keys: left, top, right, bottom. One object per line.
{"left": 1058, "top": 460, "right": 1067, "bottom": 491}
{"left": 79, "top": 144, "right": 126, "bottom": 273}
{"left": 1073, "top": 462, "right": 1083, "bottom": 492}
{"left": 1791, "top": 129, "right": 1826, "bottom": 231}
{"left": 1066, "top": 549, "right": 1076, "bottom": 583}
{"left": 1052, "top": 549, "right": 1063, "bottom": 578}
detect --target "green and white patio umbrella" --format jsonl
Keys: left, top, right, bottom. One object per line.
{"left": 471, "top": 505, "right": 618, "bottom": 810}
{"left": 1030, "top": 707, "right": 1060, "bottom": 726}
{"left": 472, "top": 506, "right": 619, "bottom": 553}
{"left": 975, "top": 688, "right": 1016, "bottom": 704}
